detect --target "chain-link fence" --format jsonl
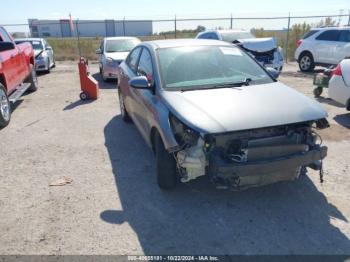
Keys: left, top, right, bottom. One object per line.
{"left": 2, "top": 13, "right": 350, "bottom": 61}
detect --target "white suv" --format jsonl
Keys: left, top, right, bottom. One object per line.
{"left": 295, "top": 26, "right": 350, "bottom": 72}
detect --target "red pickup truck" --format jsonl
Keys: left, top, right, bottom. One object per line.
{"left": 0, "top": 26, "right": 38, "bottom": 127}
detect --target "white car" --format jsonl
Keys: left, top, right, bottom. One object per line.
{"left": 196, "top": 29, "right": 284, "bottom": 74}
{"left": 328, "top": 59, "right": 350, "bottom": 110}
{"left": 295, "top": 26, "right": 350, "bottom": 72}
{"left": 15, "top": 38, "right": 55, "bottom": 73}
{"left": 96, "top": 37, "right": 140, "bottom": 81}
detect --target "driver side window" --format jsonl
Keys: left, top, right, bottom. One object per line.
{"left": 126, "top": 47, "right": 142, "bottom": 73}
{"left": 137, "top": 48, "right": 153, "bottom": 82}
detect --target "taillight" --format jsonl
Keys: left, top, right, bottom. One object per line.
{"left": 332, "top": 64, "right": 342, "bottom": 76}
{"left": 296, "top": 39, "right": 303, "bottom": 47}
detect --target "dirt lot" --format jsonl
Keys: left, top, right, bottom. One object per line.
{"left": 0, "top": 62, "right": 349, "bottom": 255}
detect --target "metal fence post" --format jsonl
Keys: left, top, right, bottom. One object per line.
{"left": 123, "top": 17, "right": 126, "bottom": 36}
{"left": 174, "top": 15, "right": 177, "bottom": 38}
{"left": 230, "top": 14, "right": 233, "bottom": 29}
{"left": 76, "top": 20, "right": 82, "bottom": 58}
{"left": 285, "top": 13, "right": 291, "bottom": 63}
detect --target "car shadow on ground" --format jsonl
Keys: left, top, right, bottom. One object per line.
{"left": 63, "top": 99, "right": 94, "bottom": 111}
{"left": 316, "top": 97, "right": 345, "bottom": 108}
{"left": 92, "top": 72, "right": 117, "bottom": 90}
{"left": 334, "top": 113, "right": 350, "bottom": 129}
{"left": 102, "top": 115, "right": 350, "bottom": 255}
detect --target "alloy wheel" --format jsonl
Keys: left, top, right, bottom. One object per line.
{"left": 0, "top": 88, "right": 10, "bottom": 122}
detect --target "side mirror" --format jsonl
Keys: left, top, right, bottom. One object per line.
{"left": 129, "top": 76, "right": 150, "bottom": 89}
{"left": 46, "top": 46, "right": 52, "bottom": 51}
{"left": 95, "top": 48, "right": 102, "bottom": 54}
{"left": 0, "top": 42, "right": 15, "bottom": 52}
{"left": 266, "top": 67, "right": 280, "bottom": 79}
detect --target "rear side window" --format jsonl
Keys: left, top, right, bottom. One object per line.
{"left": 302, "top": 30, "right": 319, "bottom": 39}
{"left": 339, "top": 30, "right": 350, "bottom": 42}
{"left": 0, "top": 27, "right": 12, "bottom": 42}
{"left": 316, "top": 30, "right": 340, "bottom": 41}
{"left": 126, "top": 47, "right": 142, "bottom": 73}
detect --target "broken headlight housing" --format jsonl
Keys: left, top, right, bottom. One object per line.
{"left": 169, "top": 113, "right": 199, "bottom": 148}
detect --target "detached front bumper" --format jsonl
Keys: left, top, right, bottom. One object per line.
{"left": 209, "top": 146, "right": 327, "bottom": 189}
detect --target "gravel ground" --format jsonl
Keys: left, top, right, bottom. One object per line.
{"left": 0, "top": 62, "right": 349, "bottom": 255}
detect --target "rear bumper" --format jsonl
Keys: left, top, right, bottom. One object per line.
{"left": 209, "top": 146, "right": 327, "bottom": 189}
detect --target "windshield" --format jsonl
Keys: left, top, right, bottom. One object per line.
{"left": 16, "top": 40, "right": 43, "bottom": 50}
{"left": 221, "top": 32, "right": 255, "bottom": 42}
{"left": 105, "top": 39, "right": 140, "bottom": 53}
{"left": 158, "top": 45, "right": 273, "bottom": 91}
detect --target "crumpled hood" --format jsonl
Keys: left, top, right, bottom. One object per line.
{"left": 34, "top": 49, "right": 45, "bottom": 58}
{"left": 161, "top": 82, "right": 327, "bottom": 134}
{"left": 236, "top": 37, "right": 277, "bottom": 53}
{"left": 105, "top": 52, "right": 129, "bottom": 61}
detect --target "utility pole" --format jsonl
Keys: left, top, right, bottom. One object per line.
{"left": 348, "top": 10, "right": 350, "bottom": 26}
{"left": 285, "top": 13, "right": 291, "bottom": 63}
{"left": 230, "top": 14, "right": 233, "bottom": 29}
{"left": 123, "top": 17, "right": 126, "bottom": 36}
{"left": 76, "top": 20, "right": 81, "bottom": 58}
{"left": 174, "top": 15, "right": 177, "bottom": 39}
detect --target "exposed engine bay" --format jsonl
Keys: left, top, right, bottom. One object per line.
{"left": 170, "top": 115, "right": 328, "bottom": 190}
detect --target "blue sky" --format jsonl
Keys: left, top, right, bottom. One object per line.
{"left": 1, "top": 0, "right": 349, "bottom": 32}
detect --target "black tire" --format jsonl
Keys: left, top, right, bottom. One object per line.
{"left": 298, "top": 52, "right": 315, "bottom": 72}
{"left": 52, "top": 57, "right": 56, "bottom": 68}
{"left": 155, "top": 133, "right": 177, "bottom": 190}
{"left": 26, "top": 67, "right": 38, "bottom": 92}
{"left": 0, "top": 84, "right": 11, "bottom": 128}
{"left": 118, "top": 89, "right": 131, "bottom": 122}
{"left": 313, "top": 86, "right": 323, "bottom": 98}
{"left": 80, "top": 92, "right": 88, "bottom": 101}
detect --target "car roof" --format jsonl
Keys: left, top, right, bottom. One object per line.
{"left": 142, "top": 39, "right": 232, "bottom": 49}
{"left": 14, "top": 38, "right": 43, "bottom": 42}
{"left": 104, "top": 36, "right": 139, "bottom": 40}
{"left": 311, "top": 26, "right": 350, "bottom": 31}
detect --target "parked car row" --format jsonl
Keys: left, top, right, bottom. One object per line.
{"left": 3, "top": 25, "right": 346, "bottom": 192}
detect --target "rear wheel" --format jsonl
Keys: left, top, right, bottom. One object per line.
{"left": 26, "top": 67, "right": 38, "bottom": 92}
{"left": 155, "top": 133, "right": 177, "bottom": 190}
{"left": 0, "top": 84, "right": 11, "bottom": 128}
{"left": 118, "top": 89, "right": 131, "bottom": 122}
{"left": 299, "top": 53, "right": 315, "bottom": 72}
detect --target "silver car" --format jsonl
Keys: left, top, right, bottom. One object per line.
{"left": 118, "top": 39, "right": 328, "bottom": 190}
{"left": 15, "top": 38, "right": 55, "bottom": 73}
{"left": 96, "top": 37, "right": 140, "bottom": 82}
{"left": 196, "top": 29, "right": 284, "bottom": 75}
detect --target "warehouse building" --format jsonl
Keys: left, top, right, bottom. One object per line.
{"left": 28, "top": 19, "right": 153, "bottom": 37}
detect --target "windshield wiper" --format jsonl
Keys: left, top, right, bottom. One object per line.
{"left": 179, "top": 78, "right": 253, "bottom": 92}
{"left": 213, "top": 78, "right": 252, "bottom": 88}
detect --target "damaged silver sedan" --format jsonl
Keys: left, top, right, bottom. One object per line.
{"left": 117, "top": 39, "right": 328, "bottom": 190}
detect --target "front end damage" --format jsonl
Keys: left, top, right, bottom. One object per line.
{"left": 170, "top": 115, "right": 328, "bottom": 190}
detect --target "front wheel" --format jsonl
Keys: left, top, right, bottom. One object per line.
{"left": 299, "top": 53, "right": 315, "bottom": 72}
{"left": 155, "top": 133, "right": 177, "bottom": 190}
{"left": 0, "top": 84, "right": 11, "bottom": 128}
{"left": 313, "top": 86, "right": 323, "bottom": 98}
